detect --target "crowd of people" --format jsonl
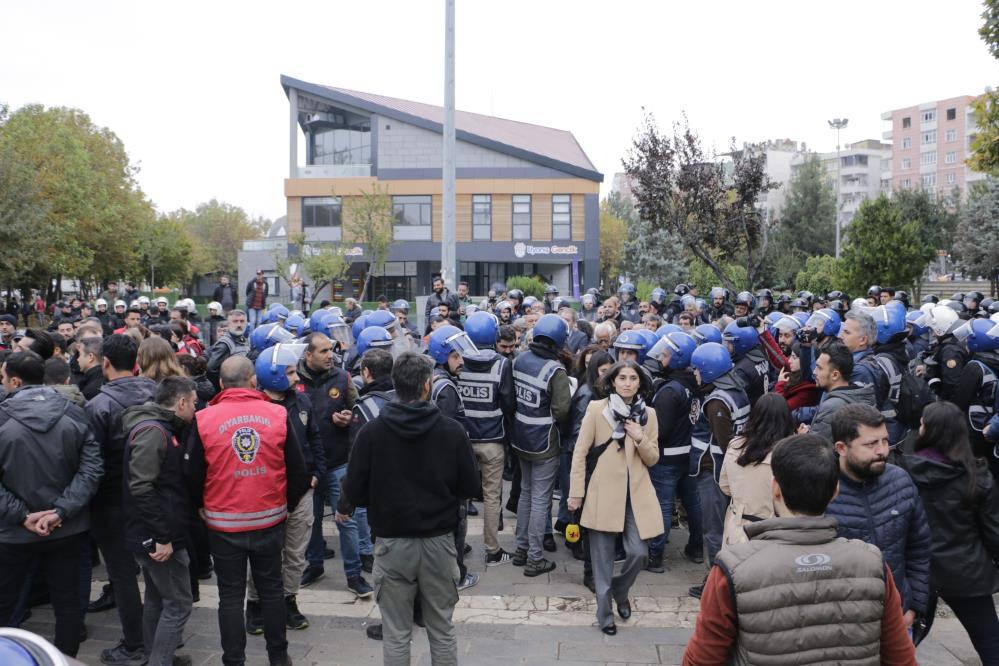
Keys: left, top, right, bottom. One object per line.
{"left": 1, "top": 275, "right": 999, "bottom": 665}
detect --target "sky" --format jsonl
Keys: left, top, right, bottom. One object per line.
{"left": 2, "top": 0, "right": 996, "bottom": 222}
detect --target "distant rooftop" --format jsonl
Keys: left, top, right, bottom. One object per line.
{"left": 281, "top": 74, "right": 602, "bottom": 182}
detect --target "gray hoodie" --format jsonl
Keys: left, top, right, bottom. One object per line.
{"left": 809, "top": 383, "right": 877, "bottom": 442}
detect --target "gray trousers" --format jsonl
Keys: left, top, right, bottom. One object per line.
{"left": 696, "top": 470, "right": 729, "bottom": 567}
{"left": 373, "top": 534, "right": 460, "bottom": 666}
{"left": 248, "top": 487, "right": 314, "bottom": 599}
{"left": 588, "top": 497, "right": 646, "bottom": 630}
{"left": 135, "top": 548, "right": 193, "bottom": 666}
{"left": 515, "top": 455, "right": 559, "bottom": 561}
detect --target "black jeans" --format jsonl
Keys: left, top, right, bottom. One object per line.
{"left": 209, "top": 524, "right": 288, "bottom": 665}
{"left": 941, "top": 594, "right": 999, "bottom": 666}
{"left": 92, "top": 504, "right": 145, "bottom": 650}
{"left": 0, "top": 532, "right": 87, "bottom": 657}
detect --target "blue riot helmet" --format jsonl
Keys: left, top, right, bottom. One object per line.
{"left": 367, "top": 309, "right": 398, "bottom": 334}
{"left": 965, "top": 319, "right": 999, "bottom": 352}
{"left": 655, "top": 323, "right": 683, "bottom": 338}
{"left": 309, "top": 309, "right": 334, "bottom": 337}
{"left": 722, "top": 321, "right": 759, "bottom": 358}
{"left": 268, "top": 304, "right": 290, "bottom": 323}
{"left": 692, "top": 323, "right": 722, "bottom": 345}
{"left": 649, "top": 331, "right": 697, "bottom": 370}
{"left": 635, "top": 328, "right": 659, "bottom": 356}
{"left": 351, "top": 314, "right": 369, "bottom": 341}
{"left": 390, "top": 299, "right": 409, "bottom": 314}
{"left": 533, "top": 314, "right": 569, "bottom": 348}
{"left": 680, "top": 294, "right": 696, "bottom": 310}
{"left": 618, "top": 282, "right": 636, "bottom": 303}
{"left": 357, "top": 326, "right": 394, "bottom": 357}
{"left": 861, "top": 301, "right": 905, "bottom": 344}
{"left": 770, "top": 314, "right": 801, "bottom": 340}
{"left": 284, "top": 313, "right": 309, "bottom": 338}
{"left": 650, "top": 287, "right": 667, "bottom": 305}
{"left": 320, "top": 313, "right": 353, "bottom": 349}
{"left": 612, "top": 330, "right": 648, "bottom": 364}
{"left": 255, "top": 343, "right": 307, "bottom": 392}
{"left": 464, "top": 311, "right": 499, "bottom": 348}
{"left": 428, "top": 325, "right": 479, "bottom": 365}
{"left": 805, "top": 308, "right": 841, "bottom": 338}
{"left": 906, "top": 310, "right": 929, "bottom": 339}
{"left": 791, "top": 311, "right": 811, "bottom": 328}
{"left": 691, "top": 342, "right": 734, "bottom": 384}
{"left": 249, "top": 322, "right": 295, "bottom": 352}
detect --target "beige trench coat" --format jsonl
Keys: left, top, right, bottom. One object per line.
{"left": 718, "top": 436, "right": 775, "bottom": 546}
{"left": 568, "top": 399, "right": 664, "bottom": 540}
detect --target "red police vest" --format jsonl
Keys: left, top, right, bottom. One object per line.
{"left": 196, "top": 388, "right": 289, "bottom": 533}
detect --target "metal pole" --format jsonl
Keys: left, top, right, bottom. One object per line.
{"left": 442, "top": 0, "right": 457, "bottom": 290}
{"left": 835, "top": 126, "right": 840, "bottom": 259}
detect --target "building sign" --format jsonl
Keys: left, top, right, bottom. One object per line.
{"left": 304, "top": 245, "right": 364, "bottom": 257}
{"left": 513, "top": 242, "right": 580, "bottom": 259}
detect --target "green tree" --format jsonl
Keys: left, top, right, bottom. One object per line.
{"left": 840, "top": 195, "right": 934, "bottom": 295}
{"left": 623, "top": 114, "right": 776, "bottom": 293}
{"left": 794, "top": 255, "right": 844, "bottom": 296}
{"left": 953, "top": 179, "right": 999, "bottom": 296}
{"left": 171, "top": 200, "right": 268, "bottom": 284}
{"left": 342, "top": 184, "right": 395, "bottom": 301}
{"left": 0, "top": 142, "right": 53, "bottom": 287}
{"left": 892, "top": 188, "right": 960, "bottom": 253}
{"left": 0, "top": 104, "right": 152, "bottom": 297}
{"left": 622, "top": 212, "right": 688, "bottom": 289}
{"left": 779, "top": 153, "right": 836, "bottom": 256}
{"left": 135, "top": 215, "right": 193, "bottom": 288}
{"left": 505, "top": 275, "right": 546, "bottom": 299}
{"left": 275, "top": 233, "right": 351, "bottom": 303}
{"left": 598, "top": 208, "right": 627, "bottom": 287}
{"left": 971, "top": 0, "right": 999, "bottom": 174}
{"left": 687, "top": 256, "right": 748, "bottom": 292}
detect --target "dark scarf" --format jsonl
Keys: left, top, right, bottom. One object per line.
{"left": 603, "top": 393, "right": 648, "bottom": 442}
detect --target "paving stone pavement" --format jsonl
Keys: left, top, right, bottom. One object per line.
{"left": 20, "top": 497, "right": 985, "bottom": 664}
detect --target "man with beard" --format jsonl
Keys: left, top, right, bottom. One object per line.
{"left": 825, "top": 403, "right": 931, "bottom": 634}
{"left": 206, "top": 310, "right": 250, "bottom": 391}
{"left": 424, "top": 275, "right": 459, "bottom": 324}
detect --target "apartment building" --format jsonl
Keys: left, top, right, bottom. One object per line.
{"left": 791, "top": 139, "right": 892, "bottom": 229}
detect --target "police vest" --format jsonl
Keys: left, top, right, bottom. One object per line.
{"left": 432, "top": 368, "right": 466, "bottom": 422}
{"left": 652, "top": 378, "right": 696, "bottom": 467}
{"left": 690, "top": 384, "right": 751, "bottom": 481}
{"left": 196, "top": 388, "right": 289, "bottom": 533}
{"left": 511, "top": 351, "right": 564, "bottom": 455}
{"left": 354, "top": 389, "right": 395, "bottom": 426}
{"left": 969, "top": 359, "right": 999, "bottom": 432}
{"left": 457, "top": 352, "right": 508, "bottom": 443}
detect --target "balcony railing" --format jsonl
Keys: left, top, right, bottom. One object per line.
{"left": 296, "top": 164, "right": 371, "bottom": 178}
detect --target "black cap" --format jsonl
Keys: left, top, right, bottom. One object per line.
{"left": 0, "top": 314, "right": 16, "bottom": 325}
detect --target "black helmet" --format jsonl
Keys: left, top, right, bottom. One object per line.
{"left": 776, "top": 293, "right": 791, "bottom": 304}
{"left": 790, "top": 297, "right": 809, "bottom": 311}
{"left": 965, "top": 291, "right": 985, "bottom": 304}
{"left": 544, "top": 284, "right": 559, "bottom": 296}
{"left": 826, "top": 290, "right": 846, "bottom": 301}
{"left": 797, "top": 290, "right": 814, "bottom": 304}
{"left": 507, "top": 289, "right": 524, "bottom": 303}
{"left": 893, "top": 290, "right": 910, "bottom": 308}
{"left": 734, "top": 291, "right": 756, "bottom": 309}
{"left": 989, "top": 301, "right": 999, "bottom": 315}
{"left": 828, "top": 299, "right": 848, "bottom": 318}
{"left": 951, "top": 292, "right": 965, "bottom": 302}
{"left": 867, "top": 285, "right": 881, "bottom": 298}
{"left": 755, "top": 288, "right": 773, "bottom": 303}
{"left": 921, "top": 294, "right": 939, "bottom": 305}
{"left": 981, "top": 297, "right": 995, "bottom": 311}
{"left": 586, "top": 287, "right": 600, "bottom": 297}
{"left": 945, "top": 300, "right": 966, "bottom": 314}
{"left": 674, "top": 283, "right": 690, "bottom": 296}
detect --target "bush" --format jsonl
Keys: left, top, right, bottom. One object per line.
{"left": 505, "top": 275, "right": 546, "bottom": 299}
{"left": 794, "top": 255, "right": 844, "bottom": 296}
{"left": 636, "top": 280, "right": 656, "bottom": 302}
{"left": 687, "top": 258, "right": 748, "bottom": 292}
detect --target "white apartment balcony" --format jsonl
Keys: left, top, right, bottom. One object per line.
{"left": 920, "top": 120, "right": 937, "bottom": 133}
{"left": 296, "top": 164, "right": 372, "bottom": 178}
{"left": 881, "top": 111, "right": 892, "bottom": 121}
{"left": 882, "top": 130, "right": 893, "bottom": 141}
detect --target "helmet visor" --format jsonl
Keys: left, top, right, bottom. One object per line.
{"left": 327, "top": 322, "right": 353, "bottom": 347}
{"left": 269, "top": 343, "right": 307, "bottom": 368}
{"left": 773, "top": 315, "right": 801, "bottom": 332}
{"left": 391, "top": 334, "right": 415, "bottom": 358}
{"left": 267, "top": 326, "right": 296, "bottom": 345}
{"left": 447, "top": 331, "right": 480, "bottom": 357}
{"left": 988, "top": 322, "right": 999, "bottom": 339}
{"left": 805, "top": 311, "right": 832, "bottom": 331}
{"left": 952, "top": 321, "right": 973, "bottom": 342}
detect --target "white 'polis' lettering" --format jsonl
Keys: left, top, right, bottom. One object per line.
{"left": 218, "top": 415, "right": 272, "bottom": 434}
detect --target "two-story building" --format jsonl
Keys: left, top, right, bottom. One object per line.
{"left": 239, "top": 75, "right": 602, "bottom": 302}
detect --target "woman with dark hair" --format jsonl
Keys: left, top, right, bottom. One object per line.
{"left": 568, "top": 360, "right": 662, "bottom": 635}
{"left": 773, "top": 343, "right": 820, "bottom": 412}
{"left": 906, "top": 401, "right": 999, "bottom": 664}
{"left": 718, "top": 393, "right": 795, "bottom": 546}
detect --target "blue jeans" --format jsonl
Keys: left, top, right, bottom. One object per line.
{"left": 557, "top": 447, "right": 574, "bottom": 525}
{"left": 648, "top": 464, "right": 703, "bottom": 558}
{"left": 247, "top": 308, "right": 264, "bottom": 328}
{"left": 306, "top": 464, "right": 370, "bottom": 578}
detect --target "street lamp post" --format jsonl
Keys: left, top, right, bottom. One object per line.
{"left": 828, "top": 118, "right": 849, "bottom": 259}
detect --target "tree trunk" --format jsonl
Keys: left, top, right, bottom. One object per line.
{"left": 359, "top": 262, "right": 373, "bottom": 302}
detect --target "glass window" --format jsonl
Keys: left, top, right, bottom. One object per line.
{"left": 921, "top": 110, "right": 936, "bottom": 123}
{"left": 552, "top": 194, "right": 571, "bottom": 240}
{"left": 945, "top": 129, "right": 956, "bottom": 142}
{"left": 947, "top": 172, "right": 956, "bottom": 185}
{"left": 901, "top": 137, "right": 912, "bottom": 150}
{"left": 922, "top": 130, "right": 936, "bottom": 145}
{"left": 472, "top": 195, "right": 491, "bottom": 241}
{"left": 512, "top": 195, "right": 531, "bottom": 240}
{"left": 920, "top": 151, "right": 936, "bottom": 166}
{"left": 392, "top": 195, "right": 432, "bottom": 240}
{"left": 902, "top": 178, "right": 912, "bottom": 189}
{"left": 302, "top": 197, "right": 342, "bottom": 227}
{"left": 902, "top": 117, "right": 911, "bottom": 129}
{"left": 922, "top": 173, "right": 936, "bottom": 188}
{"left": 308, "top": 107, "right": 372, "bottom": 166}
{"left": 901, "top": 158, "right": 912, "bottom": 170}
{"left": 945, "top": 151, "right": 956, "bottom": 164}
{"left": 946, "top": 108, "right": 956, "bottom": 121}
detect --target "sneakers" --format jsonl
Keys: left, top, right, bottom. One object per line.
{"left": 683, "top": 545, "right": 705, "bottom": 564}
{"left": 646, "top": 553, "right": 665, "bottom": 573}
{"left": 286, "top": 595, "right": 309, "bottom": 630}
{"left": 511, "top": 547, "right": 528, "bottom": 566}
{"left": 463, "top": 543, "right": 472, "bottom": 556}
{"left": 87, "top": 583, "right": 116, "bottom": 613}
{"left": 323, "top": 547, "right": 336, "bottom": 560}
{"left": 466, "top": 502, "right": 479, "bottom": 516}
{"left": 365, "top": 623, "right": 383, "bottom": 640}
{"left": 245, "top": 600, "right": 264, "bottom": 635}
{"left": 100, "top": 640, "right": 147, "bottom": 665}
{"left": 300, "top": 565, "right": 324, "bottom": 587}
{"left": 457, "top": 572, "right": 480, "bottom": 591}
{"left": 360, "top": 553, "right": 374, "bottom": 574}
{"left": 542, "top": 534, "right": 557, "bottom": 552}
{"left": 485, "top": 548, "right": 512, "bottom": 567}
{"left": 614, "top": 549, "right": 626, "bottom": 564}
{"left": 689, "top": 574, "right": 708, "bottom": 599}
{"left": 347, "top": 575, "right": 374, "bottom": 599}
{"left": 523, "top": 558, "right": 556, "bottom": 577}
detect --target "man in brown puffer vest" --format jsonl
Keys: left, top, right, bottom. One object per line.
{"left": 683, "top": 434, "right": 916, "bottom": 665}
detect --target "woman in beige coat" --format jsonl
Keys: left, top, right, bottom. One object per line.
{"left": 568, "top": 360, "right": 662, "bottom": 635}
{"left": 718, "top": 393, "right": 795, "bottom": 546}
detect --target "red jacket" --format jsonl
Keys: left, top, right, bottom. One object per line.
{"left": 195, "top": 388, "right": 289, "bottom": 532}
{"left": 774, "top": 378, "right": 821, "bottom": 411}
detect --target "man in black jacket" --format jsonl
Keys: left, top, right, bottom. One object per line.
{"left": 424, "top": 275, "right": 460, "bottom": 324}
{"left": 213, "top": 275, "right": 239, "bottom": 314}
{"left": 345, "top": 351, "right": 480, "bottom": 665}
{"left": 86, "top": 334, "right": 158, "bottom": 665}
{"left": 122, "top": 376, "right": 198, "bottom": 666}
{"left": 0, "top": 351, "right": 103, "bottom": 657}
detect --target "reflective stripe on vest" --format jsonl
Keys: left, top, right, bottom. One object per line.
{"left": 689, "top": 386, "right": 751, "bottom": 481}
{"left": 969, "top": 360, "right": 998, "bottom": 432}
{"left": 203, "top": 505, "right": 288, "bottom": 531}
{"left": 511, "top": 354, "right": 563, "bottom": 455}
{"left": 457, "top": 354, "right": 507, "bottom": 443}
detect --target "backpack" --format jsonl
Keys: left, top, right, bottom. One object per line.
{"left": 872, "top": 354, "right": 930, "bottom": 428}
